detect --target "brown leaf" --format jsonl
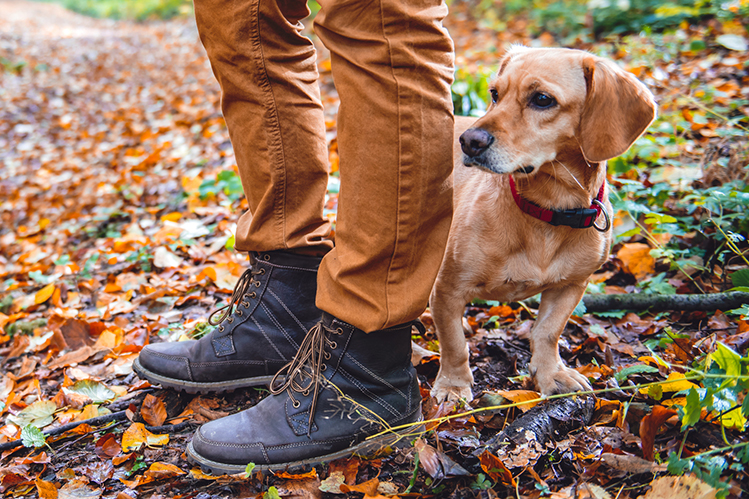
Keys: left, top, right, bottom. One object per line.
{"left": 140, "top": 394, "right": 167, "bottom": 426}
{"left": 639, "top": 475, "right": 717, "bottom": 499}
{"left": 59, "top": 319, "right": 91, "bottom": 350}
{"left": 94, "top": 433, "right": 120, "bottom": 460}
{"left": 340, "top": 478, "right": 380, "bottom": 496}
{"left": 639, "top": 405, "right": 676, "bottom": 461}
{"left": 35, "top": 478, "right": 58, "bottom": 499}
{"left": 478, "top": 450, "right": 516, "bottom": 487}
{"left": 328, "top": 457, "right": 361, "bottom": 485}
{"left": 600, "top": 453, "right": 667, "bottom": 474}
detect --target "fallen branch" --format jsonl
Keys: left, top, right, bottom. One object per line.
{"left": 0, "top": 410, "right": 128, "bottom": 453}
{"left": 522, "top": 291, "right": 749, "bottom": 312}
{"left": 479, "top": 396, "right": 594, "bottom": 468}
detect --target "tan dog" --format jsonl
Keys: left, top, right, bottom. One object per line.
{"left": 430, "top": 46, "right": 656, "bottom": 402}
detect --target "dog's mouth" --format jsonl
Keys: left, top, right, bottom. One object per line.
{"left": 463, "top": 157, "right": 537, "bottom": 176}
{"left": 516, "top": 165, "right": 535, "bottom": 174}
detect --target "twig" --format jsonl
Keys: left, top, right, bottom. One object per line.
{"left": 0, "top": 410, "right": 129, "bottom": 453}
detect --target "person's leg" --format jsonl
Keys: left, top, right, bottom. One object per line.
{"left": 134, "top": 0, "right": 332, "bottom": 392}
{"left": 315, "top": 0, "right": 455, "bottom": 332}
{"left": 187, "top": 0, "right": 454, "bottom": 473}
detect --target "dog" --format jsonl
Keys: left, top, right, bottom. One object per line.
{"left": 430, "top": 46, "right": 656, "bottom": 402}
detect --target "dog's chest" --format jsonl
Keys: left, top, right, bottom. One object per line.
{"left": 481, "top": 231, "right": 604, "bottom": 301}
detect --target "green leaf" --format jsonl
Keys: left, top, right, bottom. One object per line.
{"left": 743, "top": 393, "right": 749, "bottom": 419}
{"left": 730, "top": 268, "right": 749, "bottom": 288}
{"left": 244, "top": 462, "right": 256, "bottom": 479}
{"left": 667, "top": 451, "right": 691, "bottom": 475}
{"left": 682, "top": 387, "right": 701, "bottom": 429}
{"left": 648, "top": 383, "right": 663, "bottom": 401}
{"left": 615, "top": 364, "right": 659, "bottom": 382}
{"left": 65, "top": 380, "right": 117, "bottom": 403}
{"left": 7, "top": 400, "right": 57, "bottom": 428}
{"left": 572, "top": 299, "right": 587, "bottom": 317}
{"left": 264, "top": 486, "right": 281, "bottom": 499}
{"left": 20, "top": 425, "right": 46, "bottom": 448}
{"left": 710, "top": 342, "right": 742, "bottom": 379}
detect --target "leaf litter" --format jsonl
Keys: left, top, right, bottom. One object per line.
{"left": 1, "top": 0, "right": 748, "bottom": 498}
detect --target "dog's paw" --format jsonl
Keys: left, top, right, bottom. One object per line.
{"left": 533, "top": 365, "right": 592, "bottom": 397}
{"left": 430, "top": 382, "right": 473, "bottom": 403}
{"left": 431, "top": 369, "right": 474, "bottom": 403}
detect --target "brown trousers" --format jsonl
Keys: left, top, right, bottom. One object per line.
{"left": 194, "top": 0, "right": 454, "bottom": 332}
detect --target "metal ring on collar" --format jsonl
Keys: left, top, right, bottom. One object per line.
{"left": 592, "top": 199, "right": 611, "bottom": 233}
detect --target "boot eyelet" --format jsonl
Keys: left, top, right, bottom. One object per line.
{"left": 241, "top": 301, "right": 249, "bottom": 308}
{"left": 321, "top": 364, "right": 327, "bottom": 371}
{"left": 249, "top": 292, "right": 257, "bottom": 299}
{"left": 336, "top": 328, "right": 343, "bottom": 335}
{"left": 324, "top": 352, "right": 331, "bottom": 360}
{"left": 254, "top": 281, "right": 261, "bottom": 287}
{"left": 218, "top": 326, "right": 224, "bottom": 332}
{"left": 263, "top": 254, "right": 271, "bottom": 261}
{"left": 293, "top": 401, "right": 300, "bottom": 408}
{"left": 259, "top": 268, "right": 265, "bottom": 275}
{"left": 302, "top": 390, "right": 310, "bottom": 396}
{"left": 237, "top": 310, "right": 243, "bottom": 316}
{"left": 228, "top": 317, "right": 233, "bottom": 323}
{"left": 329, "top": 341, "right": 337, "bottom": 349}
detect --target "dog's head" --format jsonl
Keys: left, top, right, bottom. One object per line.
{"left": 460, "top": 46, "right": 657, "bottom": 175}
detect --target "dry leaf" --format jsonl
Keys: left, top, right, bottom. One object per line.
{"left": 639, "top": 406, "right": 677, "bottom": 461}
{"left": 493, "top": 389, "right": 541, "bottom": 412}
{"left": 617, "top": 243, "right": 655, "bottom": 280}
{"left": 141, "top": 394, "right": 167, "bottom": 426}
{"left": 638, "top": 474, "right": 717, "bottom": 499}
{"left": 121, "top": 423, "right": 169, "bottom": 452}
{"left": 478, "top": 450, "right": 516, "bottom": 487}
{"left": 35, "top": 478, "right": 58, "bottom": 499}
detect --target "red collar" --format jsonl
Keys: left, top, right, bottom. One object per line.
{"left": 508, "top": 175, "right": 606, "bottom": 229}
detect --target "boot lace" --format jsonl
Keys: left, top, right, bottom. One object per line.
{"left": 270, "top": 322, "right": 343, "bottom": 435}
{"left": 208, "top": 263, "right": 265, "bottom": 327}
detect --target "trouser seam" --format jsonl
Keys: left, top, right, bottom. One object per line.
{"left": 378, "top": 0, "right": 401, "bottom": 330}
{"left": 249, "top": 0, "right": 287, "bottom": 249}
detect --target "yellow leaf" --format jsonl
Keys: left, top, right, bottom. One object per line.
{"left": 35, "top": 284, "right": 56, "bottom": 305}
{"left": 160, "top": 212, "right": 182, "bottom": 222}
{"left": 494, "top": 389, "right": 541, "bottom": 412}
{"left": 715, "top": 406, "right": 747, "bottom": 430}
{"left": 639, "top": 373, "right": 699, "bottom": 395}
{"left": 662, "top": 397, "right": 687, "bottom": 408}
{"left": 122, "top": 423, "right": 169, "bottom": 452}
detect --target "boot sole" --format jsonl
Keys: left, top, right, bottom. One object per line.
{"left": 132, "top": 358, "right": 278, "bottom": 394}
{"left": 185, "top": 420, "right": 425, "bottom": 475}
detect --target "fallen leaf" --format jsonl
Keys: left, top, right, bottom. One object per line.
{"left": 493, "top": 389, "right": 541, "bottom": 412}
{"left": 35, "top": 284, "right": 56, "bottom": 305}
{"left": 478, "top": 450, "right": 516, "bottom": 487}
{"left": 36, "top": 478, "right": 58, "bottom": 499}
{"left": 617, "top": 243, "right": 655, "bottom": 280}
{"left": 600, "top": 452, "right": 667, "bottom": 474}
{"left": 639, "top": 405, "right": 677, "bottom": 461}
{"left": 121, "top": 423, "right": 169, "bottom": 452}
{"left": 638, "top": 474, "right": 717, "bottom": 499}
{"left": 141, "top": 394, "right": 167, "bottom": 426}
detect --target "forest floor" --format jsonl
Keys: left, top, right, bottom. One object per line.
{"left": 1, "top": 1, "right": 748, "bottom": 498}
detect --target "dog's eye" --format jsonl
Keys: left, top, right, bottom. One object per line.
{"left": 490, "top": 89, "right": 498, "bottom": 104}
{"left": 530, "top": 92, "right": 555, "bottom": 109}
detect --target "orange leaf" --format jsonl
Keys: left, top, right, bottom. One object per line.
{"left": 121, "top": 423, "right": 169, "bottom": 452}
{"left": 640, "top": 405, "right": 677, "bottom": 461}
{"left": 35, "top": 478, "right": 58, "bottom": 499}
{"left": 144, "top": 462, "right": 185, "bottom": 479}
{"left": 274, "top": 469, "right": 318, "bottom": 480}
{"left": 617, "top": 243, "right": 655, "bottom": 280}
{"left": 141, "top": 394, "right": 167, "bottom": 426}
{"left": 340, "top": 478, "right": 380, "bottom": 496}
{"left": 478, "top": 450, "right": 516, "bottom": 487}
{"left": 35, "top": 283, "right": 56, "bottom": 305}
{"left": 494, "top": 389, "right": 541, "bottom": 412}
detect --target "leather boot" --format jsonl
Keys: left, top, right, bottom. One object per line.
{"left": 186, "top": 312, "right": 423, "bottom": 474}
{"left": 133, "top": 251, "right": 322, "bottom": 393}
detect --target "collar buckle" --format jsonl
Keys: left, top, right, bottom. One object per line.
{"left": 550, "top": 207, "right": 599, "bottom": 229}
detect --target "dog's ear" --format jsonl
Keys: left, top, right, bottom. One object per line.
{"left": 578, "top": 57, "right": 657, "bottom": 163}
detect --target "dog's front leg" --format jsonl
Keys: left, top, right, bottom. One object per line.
{"left": 429, "top": 284, "right": 474, "bottom": 403}
{"left": 528, "top": 284, "right": 592, "bottom": 396}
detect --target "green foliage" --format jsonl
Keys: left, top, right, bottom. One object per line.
{"left": 264, "top": 486, "right": 281, "bottom": 499}
{"left": 20, "top": 425, "right": 47, "bottom": 449}
{"left": 244, "top": 462, "right": 256, "bottom": 479}
{"left": 198, "top": 170, "right": 244, "bottom": 202}
{"left": 43, "top": 0, "right": 192, "bottom": 21}
{"left": 465, "top": 0, "right": 749, "bottom": 39}
{"left": 615, "top": 364, "right": 659, "bottom": 382}
{"left": 452, "top": 66, "right": 495, "bottom": 117}
{"left": 470, "top": 473, "right": 493, "bottom": 490}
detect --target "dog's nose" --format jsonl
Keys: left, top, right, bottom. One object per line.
{"left": 459, "top": 128, "right": 494, "bottom": 158}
